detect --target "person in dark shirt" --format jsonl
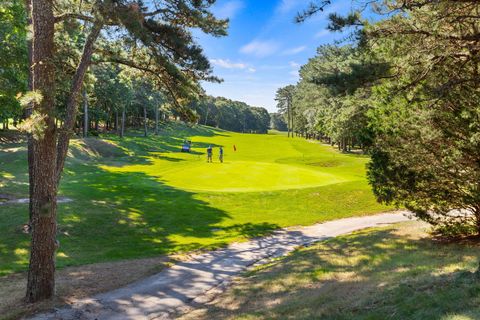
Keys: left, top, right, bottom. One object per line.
{"left": 207, "top": 145, "right": 213, "bottom": 162}
{"left": 219, "top": 146, "right": 224, "bottom": 163}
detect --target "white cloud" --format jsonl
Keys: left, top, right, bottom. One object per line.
{"left": 210, "top": 59, "right": 256, "bottom": 73}
{"left": 315, "top": 29, "right": 331, "bottom": 39}
{"left": 276, "top": 0, "right": 302, "bottom": 14}
{"left": 240, "top": 40, "right": 280, "bottom": 57}
{"left": 214, "top": 0, "right": 245, "bottom": 19}
{"left": 210, "top": 59, "right": 247, "bottom": 69}
{"left": 282, "top": 45, "right": 306, "bottom": 55}
{"left": 289, "top": 61, "right": 300, "bottom": 68}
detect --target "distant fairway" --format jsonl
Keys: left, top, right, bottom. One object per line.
{"left": 0, "top": 124, "right": 391, "bottom": 276}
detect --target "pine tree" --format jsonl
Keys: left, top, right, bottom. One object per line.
{"left": 26, "top": 0, "right": 227, "bottom": 302}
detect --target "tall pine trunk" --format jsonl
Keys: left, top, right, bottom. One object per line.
{"left": 287, "top": 102, "right": 291, "bottom": 138}
{"left": 143, "top": 105, "right": 148, "bottom": 137}
{"left": 290, "top": 102, "right": 294, "bottom": 138}
{"left": 120, "top": 106, "right": 125, "bottom": 138}
{"left": 155, "top": 106, "right": 159, "bottom": 135}
{"left": 204, "top": 106, "right": 209, "bottom": 125}
{"left": 26, "top": 0, "right": 57, "bottom": 303}
{"left": 115, "top": 110, "right": 119, "bottom": 134}
{"left": 83, "top": 89, "right": 88, "bottom": 138}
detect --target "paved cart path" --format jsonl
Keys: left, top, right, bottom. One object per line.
{"left": 30, "top": 211, "right": 411, "bottom": 320}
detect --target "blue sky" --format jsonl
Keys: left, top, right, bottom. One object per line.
{"left": 195, "top": 0, "right": 354, "bottom": 112}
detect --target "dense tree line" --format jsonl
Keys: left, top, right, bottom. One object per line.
{"left": 280, "top": 0, "right": 480, "bottom": 236}
{"left": 277, "top": 44, "right": 379, "bottom": 149}
{"left": 190, "top": 96, "right": 270, "bottom": 133}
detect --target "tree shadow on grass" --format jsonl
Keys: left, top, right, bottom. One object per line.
{"left": 67, "top": 124, "right": 230, "bottom": 169}
{"left": 0, "top": 160, "right": 281, "bottom": 276}
{"left": 0, "top": 142, "right": 29, "bottom": 198}
{"left": 54, "top": 165, "right": 280, "bottom": 269}
{"left": 187, "top": 226, "right": 480, "bottom": 320}
{"left": 0, "top": 130, "right": 26, "bottom": 144}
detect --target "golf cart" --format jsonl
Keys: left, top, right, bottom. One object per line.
{"left": 181, "top": 140, "right": 192, "bottom": 152}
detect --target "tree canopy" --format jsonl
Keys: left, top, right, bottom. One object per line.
{"left": 284, "top": 0, "right": 480, "bottom": 236}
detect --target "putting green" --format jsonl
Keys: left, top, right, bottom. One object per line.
{"left": 157, "top": 160, "right": 346, "bottom": 192}
{"left": 102, "top": 130, "right": 366, "bottom": 192}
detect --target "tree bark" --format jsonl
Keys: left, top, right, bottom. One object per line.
{"left": 290, "top": 100, "right": 294, "bottom": 138}
{"left": 83, "top": 89, "right": 88, "bottom": 138}
{"left": 55, "top": 22, "right": 102, "bottom": 185}
{"left": 120, "top": 106, "right": 125, "bottom": 138}
{"left": 204, "top": 105, "right": 209, "bottom": 125}
{"left": 115, "top": 110, "right": 119, "bottom": 134}
{"left": 26, "top": 0, "right": 57, "bottom": 303}
{"left": 287, "top": 100, "right": 291, "bottom": 138}
{"left": 155, "top": 106, "right": 159, "bottom": 135}
{"left": 143, "top": 105, "right": 148, "bottom": 137}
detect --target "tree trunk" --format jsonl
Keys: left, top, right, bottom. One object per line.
{"left": 204, "top": 106, "right": 209, "bottom": 125}
{"left": 290, "top": 103, "right": 294, "bottom": 139}
{"left": 55, "top": 22, "right": 102, "bottom": 185}
{"left": 155, "top": 106, "right": 159, "bottom": 135}
{"left": 143, "top": 105, "right": 148, "bottom": 137}
{"left": 120, "top": 106, "right": 125, "bottom": 138}
{"left": 115, "top": 111, "right": 119, "bottom": 134}
{"left": 83, "top": 89, "right": 88, "bottom": 138}
{"left": 26, "top": 0, "right": 57, "bottom": 303}
{"left": 287, "top": 102, "right": 291, "bottom": 138}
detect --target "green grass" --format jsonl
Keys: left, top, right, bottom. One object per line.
{"left": 180, "top": 222, "right": 480, "bottom": 320}
{"left": 0, "top": 123, "right": 390, "bottom": 276}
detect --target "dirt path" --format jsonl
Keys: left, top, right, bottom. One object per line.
{"left": 30, "top": 211, "right": 411, "bottom": 320}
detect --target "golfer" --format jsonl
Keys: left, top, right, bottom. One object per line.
{"left": 219, "top": 146, "right": 224, "bottom": 163}
{"left": 207, "top": 145, "right": 213, "bottom": 162}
